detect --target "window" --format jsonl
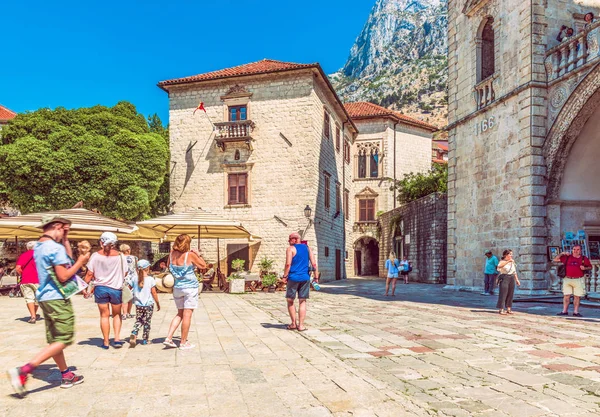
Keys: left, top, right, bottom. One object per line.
{"left": 357, "top": 151, "right": 367, "bottom": 178}
{"left": 228, "top": 173, "right": 247, "bottom": 204}
{"left": 229, "top": 105, "right": 247, "bottom": 121}
{"left": 344, "top": 189, "right": 349, "bottom": 220}
{"left": 369, "top": 149, "right": 379, "bottom": 178}
{"left": 478, "top": 17, "right": 495, "bottom": 82}
{"left": 335, "top": 125, "right": 341, "bottom": 151}
{"left": 324, "top": 247, "right": 329, "bottom": 257}
{"left": 358, "top": 199, "right": 375, "bottom": 222}
{"left": 159, "top": 242, "right": 171, "bottom": 253}
{"left": 324, "top": 172, "right": 330, "bottom": 210}
{"left": 323, "top": 111, "right": 331, "bottom": 139}
{"left": 335, "top": 183, "right": 341, "bottom": 213}
{"left": 344, "top": 140, "right": 350, "bottom": 164}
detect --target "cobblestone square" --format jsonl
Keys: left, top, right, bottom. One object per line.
{"left": 2, "top": 278, "right": 600, "bottom": 416}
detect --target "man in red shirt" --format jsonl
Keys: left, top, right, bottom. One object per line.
{"left": 553, "top": 245, "right": 592, "bottom": 317}
{"left": 16, "top": 241, "right": 40, "bottom": 323}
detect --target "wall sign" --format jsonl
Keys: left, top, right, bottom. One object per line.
{"left": 475, "top": 116, "right": 497, "bottom": 135}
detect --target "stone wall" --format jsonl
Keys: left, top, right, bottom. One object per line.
{"left": 166, "top": 70, "right": 355, "bottom": 281}
{"left": 379, "top": 193, "right": 447, "bottom": 283}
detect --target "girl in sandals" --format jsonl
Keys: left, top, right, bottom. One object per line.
{"left": 496, "top": 249, "right": 520, "bottom": 315}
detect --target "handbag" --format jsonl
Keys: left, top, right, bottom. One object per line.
{"left": 120, "top": 254, "right": 133, "bottom": 304}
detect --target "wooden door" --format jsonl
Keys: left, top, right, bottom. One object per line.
{"left": 227, "top": 244, "right": 249, "bottom": 276}
{"left": 335, "top": 249, "right": 341, "bottom": 280}
{"left": 354, "top": 250, "right": 361, "bottom": 276}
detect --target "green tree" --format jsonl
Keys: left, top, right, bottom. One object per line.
{"left": 390, "top": 164, "right": 448, "bottom": 204}
{"left": 0, "top": 102, "right": 168, "bottom": 220}
{"left": 147, "top": 113, "right": 171, "bottom": 216}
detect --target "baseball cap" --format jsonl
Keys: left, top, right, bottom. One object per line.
{"left": 137, "top": 259, "right": 151, "bottom": 269}
{"left": 289, "top": 232, "right": 301, "bottom": 240}
{"left": 484, "top": 249, "right": 492, "bottom": 255}
{"left": 99, "top": 231, "right": 118, "bottom": 246}
{"left": 38, "top": 215, "right": 72, "bottom": 228}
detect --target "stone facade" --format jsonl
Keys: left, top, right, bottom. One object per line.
{"left": 379, "top": 193, "right": 447, "bottom": 283}
{"left": 447, "top": 0, "right": 600, "bottom": 292}
{"left": 161, "top": 64, "right": 358, "bottom": 281}
{"left": 349, "top": 118, "right": 434, "bottom": 275}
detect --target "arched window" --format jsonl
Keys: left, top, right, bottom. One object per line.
{"left": 358, "top": 150, "right": 367, "bottom": 178}
{"left": 478, "top": 17, "right": 495, "bottom": 82}
{"left": 369, "top": 149, "right": 378, "bottom": 178}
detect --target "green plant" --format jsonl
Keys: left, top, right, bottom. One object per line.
{"left": 227, "top": 258, "right": 246, "bottom": 281}
{"left": 258, "top": 257, "right": 274, "bottom": 274}
{"left": 261, "top": 272, "right": 277, "bottom": 287}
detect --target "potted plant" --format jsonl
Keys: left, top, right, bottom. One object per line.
{"left": 261, "top": 272, "right": 278, "bottom": 293}
{"left": 227, "top": 258, "right": 246, "bottom": 294}
{"left": 258, "top": 257, "right": 275, "bottom": 278}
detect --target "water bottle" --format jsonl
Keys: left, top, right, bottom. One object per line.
{"left": 310, "top": 277, "right": 321, "bottom": 291}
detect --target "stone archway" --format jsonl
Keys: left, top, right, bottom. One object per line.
{"left": 353, "top": 236, "right": 379, "bottom": 276}
{"left": 544, "top": 62, "right": 600, "bottom": 201}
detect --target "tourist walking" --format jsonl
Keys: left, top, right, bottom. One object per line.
{"left": 83, "top": 232, "right": 128, "bottom": 349}
{"left": 128, "top": 259, "right": 160, "bottom": 347}
{"left": 399, "top": 256, "right": 411, "bottom": 284}
{"left": 119, "top": 244, "right": 137, "bottom": 321}
{"left": 163, "top": 234, "right": 206, "bottom": 350}
{"left": 7, "top": 216, "right": 90, "bottom": 396}
{"left": 554, "top": 245, "right": 591, "bottom": 317}
{"left": 16, "top": 241, "right": 40, "bottom": 323}
{"left": 282, "top": 232, "right": 318, "bottom": 331}
{"left": 482, "top": 249, "right": 499, "bottom": 296}
{"left": 384, "top": 251, "right": 400, "bottom": 296}
{"left": 496, "top": 249, "right": 520, "bottom": 315}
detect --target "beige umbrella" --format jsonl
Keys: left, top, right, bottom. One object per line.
{"left": 0, "top": 208, "right": 163, "bottom": 241}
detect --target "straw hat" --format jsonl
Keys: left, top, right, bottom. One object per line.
{"left": 162, "top": 273, "right": 175, "bottom": 288}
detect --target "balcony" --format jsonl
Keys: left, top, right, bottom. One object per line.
{"left": 214, "top": 120, "right": 255, "bottom": 151}
{"left": 545, "top": 21, "right": 600, "bottom": 83}
{"left": 473, "top": 74, "right": 496, "bottom": 110}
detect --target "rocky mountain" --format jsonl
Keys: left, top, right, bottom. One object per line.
{"left": 331, "top": 0, "right": 448, "bottom": 127}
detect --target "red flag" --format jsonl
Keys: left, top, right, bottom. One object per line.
{"left": 193, "top": 102, "right": 206, "bottom": 115}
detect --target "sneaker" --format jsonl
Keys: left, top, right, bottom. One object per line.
{"left": 7, "top": 367, "right": 27, "bottom": 397}
{"left": 557, "top": 311, "right": 569, "bottom": 316}
{"left": 129, "top": 334, "right": 136, "bottom": 348}
{"left": 179, "top": 341, "right": 195, "bottom": 350}
{"left": 163, "top": 339, "right": 177, "bottom": 348}
{"left": 112, "top": 341, "right": 124, "bottom": 349}
{"left": 127, "top": 314, "right": 135, "bottom": 319}
{"left": 573, "top": 312, "right": 583, "bottom": 317}
{"left": 141, "top": 340, "right": 148, "bottom": 345}
{"left": 480, "top": 292, "right": 488, "bottom": 295}
{"left": 60, "top": 373, "right": 84, "bottom": 389}
{"left": 121, "top": 314, "right": 127, "bottom": 320}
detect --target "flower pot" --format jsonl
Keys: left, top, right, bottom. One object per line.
{"left": 229, "top": 278, "right": 245, "bottom": 294}
{"left": 268, "top": 285, "right": 276, "bottom": 293}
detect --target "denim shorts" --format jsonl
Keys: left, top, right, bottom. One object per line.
{"left": 94, "top": 285, "right": 123, "bottom": 305}
{"left": 286, "top": 280, "right": 310, "bottom": 300}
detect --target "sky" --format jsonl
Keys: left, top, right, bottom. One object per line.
{"left": 2, "top": 0, "right": 374, "bottom": 124}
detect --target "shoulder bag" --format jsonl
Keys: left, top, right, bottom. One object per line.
{"left": 120, "top": 254, "right": 133, "bottom": 304}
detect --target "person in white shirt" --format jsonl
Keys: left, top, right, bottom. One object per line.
{"left": 128, "top": 260, "right": 160, "bottom": 347}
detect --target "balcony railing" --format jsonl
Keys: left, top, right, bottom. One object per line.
{"left": 474, "top": 74, "right": 496, "bottom": 110}
{"left": 214, "top": 120, "right": 255, "bottom": 151}
{"left": 545, "top": 21, "right": 600, "bottom": 82}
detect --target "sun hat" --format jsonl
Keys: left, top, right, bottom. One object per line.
{"left": 38, "top": 215, "right": 72, "bottom": 228}
{"left": 137, "top": 259, "right": 151, "bottom": 269}
{"left": 162, "top": 273, "right": 175, "bottom": 288}
{"left": 99, "top": 231, "right": 118, "bottom": 246}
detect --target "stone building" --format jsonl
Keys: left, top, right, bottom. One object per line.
{"left": 158, "top": 60, "right": 358, "bottom": 280}
{"left": 343, "top": 102, "right": 437, "bottom": 276}
{"left": 447, "top": 0, "right": 600, "bottom": 292}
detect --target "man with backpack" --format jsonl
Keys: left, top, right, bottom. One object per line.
{"left": 553, "top": 245, "right": 591, "bottom": 317}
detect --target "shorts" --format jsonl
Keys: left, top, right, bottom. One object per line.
{"left": 20, "top": 284, "right": 39, "bottom": 305}
{"left": 387, "top": 273, "right": 399, "bottom": 279}
{"left": 39, "top": 299, "right": 75, "bottom": 345}
{"left": 286, "top": 280, "right": 310, "bottom": 300}
{"left": 173, "top": 287, "right": 199, "bottom": 309}
{"left": 563, "top": 277, "right": 586, "bottom": 297}
{"left": 94, "top": 285, "right": 123, "bottom": 305}
{"left": 400, "top": 271, "right": 409, "bottom": 276}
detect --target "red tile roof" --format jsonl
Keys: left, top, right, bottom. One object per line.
{"left": 158, "top": 59, "right": 318, "bottom": 88}
{"left": 344, "top": 102, "right": 438, "bottom": 132}
{"left": 0, "top": 105, "right": 16, "bottom": 122}
{"left": 433, "top": 142, "right": 448, "bottom": 151}
{"left": 433, "top": 158, "right": 448, "bottom": 165}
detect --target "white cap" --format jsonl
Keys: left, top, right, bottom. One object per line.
{"left": 99, "top": 232, "right": 118, "bottom": 246}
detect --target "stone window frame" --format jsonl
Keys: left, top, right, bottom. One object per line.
{"left": 221, "top": 85, "right": 253, "bottom": 122}
{"left": 343, "top": 188, "right": 350, "bottom": 220}
{"left": 323, "top": 171, "right": 331, "bottom": 211}
{"left": 476, "top": 16, "right": 496, "bottom": 83}
{"left": 335, "top": 182, "right": 341, "bottom": 214}
{"left": 344, "top": 137, "right": 351, "bottom": 164}
{"left": 335, "top": 124, "right": 341, "bottom": 152}
{"left": 222, "top": 162, "right": 254, "bottom": 208}
{"left": 354, "top": 141, "right": 383, "bottom": 179}
{"left": 355, "top": 186, "right": 378, "bottom": 223}
{"left": 323, "top": 110, "right": 331, "bottom": 140}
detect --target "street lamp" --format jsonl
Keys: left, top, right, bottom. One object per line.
{"left": 304, "top": 205, "right": 312, "bottom": 219}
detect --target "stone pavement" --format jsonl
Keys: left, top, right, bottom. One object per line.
{"left": 2, "top": 279, "right": 600, "bottom": 416}
{"left": 245, "top": 278, "right": 600, "bottom": 417}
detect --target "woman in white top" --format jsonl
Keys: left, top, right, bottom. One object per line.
{"left": 84, "top": 232, "right": 129, "bottom": 349}
{"left": 496, "top": 249, "right": 521, "bottom": 315}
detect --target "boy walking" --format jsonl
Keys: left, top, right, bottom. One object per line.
{"left": 7, "top": 216, "right": 90, "bottom": 396}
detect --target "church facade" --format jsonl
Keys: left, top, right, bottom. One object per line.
{"left": 447, "top": 0, "right": 600, "bottom": 292}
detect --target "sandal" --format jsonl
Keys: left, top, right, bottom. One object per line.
{"left": 286, "top": 324, "right": 297, "bottom": 330}
{"left": 27, "top": 318, "right": 36, "bottom": 324}
{"left": 297, "top": 327, "right": 308, "bottom": 332}
{"left": 499, "top": 310, "right": 507, "bottom": 315}
{"left": 507, "top": 310, "right": 514, "bottom": 314}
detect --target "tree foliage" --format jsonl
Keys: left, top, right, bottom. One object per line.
{"left": 390, "top": 163, "right": 448, "bottom": 204}
{"left": 0, "top": 102, "right": 169, "bottom": 220}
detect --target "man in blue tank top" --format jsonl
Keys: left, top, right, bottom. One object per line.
{"left": 282, "top": 232, "right": 318, "bottom": 331}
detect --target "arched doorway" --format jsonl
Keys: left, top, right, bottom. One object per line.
{"left": 354, "top": 237, "right": 379, "bottom": 276}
